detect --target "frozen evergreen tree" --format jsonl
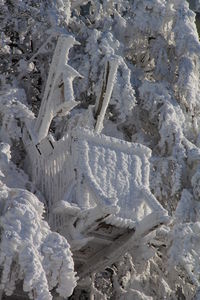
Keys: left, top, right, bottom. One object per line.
{"left": 1, "top": 0, "right": 200, "bottom": 299}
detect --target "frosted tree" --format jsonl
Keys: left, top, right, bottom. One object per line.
{"left": 0, "top": 142, "right": 77, "bottom": 299}
{"left": 0, "top": 0, "right": 71, "bottom": 115}
{"left": 0, "top": 1, "right": 77, "bottom": 299}
{"left": 1, "top": 0, "right": 200, "bottom": 299}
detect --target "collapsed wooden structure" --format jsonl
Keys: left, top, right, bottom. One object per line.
{"left": 22, "top": 34, "right": 169, "bottom": 280}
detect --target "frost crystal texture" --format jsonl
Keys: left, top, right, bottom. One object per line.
{"left": 1, "top": 0, "right": 200, "bottom": 299}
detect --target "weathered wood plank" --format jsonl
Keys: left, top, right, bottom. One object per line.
{"left": 78, "top": 228, "right": 135, "bottom": 279}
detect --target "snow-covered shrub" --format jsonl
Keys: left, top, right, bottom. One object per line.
{"left": 68, "top": 0, "right": 200, "bottom": 298}
{"left": 0, "top": 0, "right": 71, "bottom": 112}
{"left": 0, "top": 142, "right": 77, "bottom": 299}
{"left": 0, "top": 186, "right": 77, "bottom": 299}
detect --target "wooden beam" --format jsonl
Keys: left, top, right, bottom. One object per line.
{"left": 89, "top": 232, "right": 113, "bottom": 244}
{"left": 78, "top": 228, "right": 135, "bottom": 279}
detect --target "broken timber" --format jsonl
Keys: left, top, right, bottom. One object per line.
{"left": 33, "top": 34, "right": 81, "bottom": 144}
{"left": 22, "top": 34, "right": 170, "bottom": 280}
{"left": 77, "top": 211, "right": 168, "bottom": 279}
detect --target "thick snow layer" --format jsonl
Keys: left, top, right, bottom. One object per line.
{"left": 1, "top": 0, "right": 200, "bottom": 298}
{"left": 169, "top": 221, "right": 200, "bottom": 287}
{"left": 0, "top": 89, "right": 34, "bottom": 144}
{"left": 0, "top": 143, "right": 77, "bottom": 299}
{"left": 0, "top": 186, "right": 77, "bottom": 299}
{"left": 74, "top": 129, "right": 166, "bottom": 224}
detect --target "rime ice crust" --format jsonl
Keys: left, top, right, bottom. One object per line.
{"left": 0, "top": 187, "right": 77, "bottom": 299}
{"left": 0, "top": 143, "right": 77, "bottom": 299}
{"left": 1, "top": 0, "right": 200, "bottom": 299}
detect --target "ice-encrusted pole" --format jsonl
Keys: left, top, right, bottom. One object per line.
{"left": 33, "top": 35, "right": 82, "bottom": 144}
{"left": 94, "top": 57, "right": 119, "bottom": 134}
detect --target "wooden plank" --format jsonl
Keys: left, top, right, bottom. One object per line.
{"left": 77, "top": 212, "right": 170, "bottom": 279}
{"left": 90, "top": 232, "right": 114, "bottom": 244}
{"left": 73, "top": 255, "right": 88, "bottom": 263}
{"left": 78, "top": 228, "right": 135, "bottom": 279}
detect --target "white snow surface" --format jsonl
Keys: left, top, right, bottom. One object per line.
{"left": 0, "top": 142, "right": 77, "bottom": 299}
{"left": 0, "top": 185, "right": 77, "bottom": 299}
{"left": 74, "top": 128, "right": 166, "bottom": 224}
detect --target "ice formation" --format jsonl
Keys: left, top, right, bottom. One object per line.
{"left": 0, "top": 88, "right": 77, "bottom": 299}
{"left": 34, "top": 35, "right": 82, "bottom": 144}
{"left": 0, "top": 187, "right": 76, "bottom": 299}
{"left": 1, "top": 0, "right": 200, "bottom": 299}
{"left": 20, "top": 34, "right": 169, "bottom": 282}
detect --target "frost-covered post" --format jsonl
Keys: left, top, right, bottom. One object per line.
{"left": 33, "top": 35, "right": 82, "bottom": 143}
{"left": 95, "top": 57, "right": 119, "bottom": 133}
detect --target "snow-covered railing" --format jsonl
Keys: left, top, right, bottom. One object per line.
{"left": 23, "top": 129, "right": 73, "bottom": 209}
{"left": 23, "top": 125, "right": 167, "bottom": 232}
{"left": 94, "top": 57, "right": 119, "bottom": 133}
{"left": 70, "top": 129, "right": 167, "bottom": 226}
